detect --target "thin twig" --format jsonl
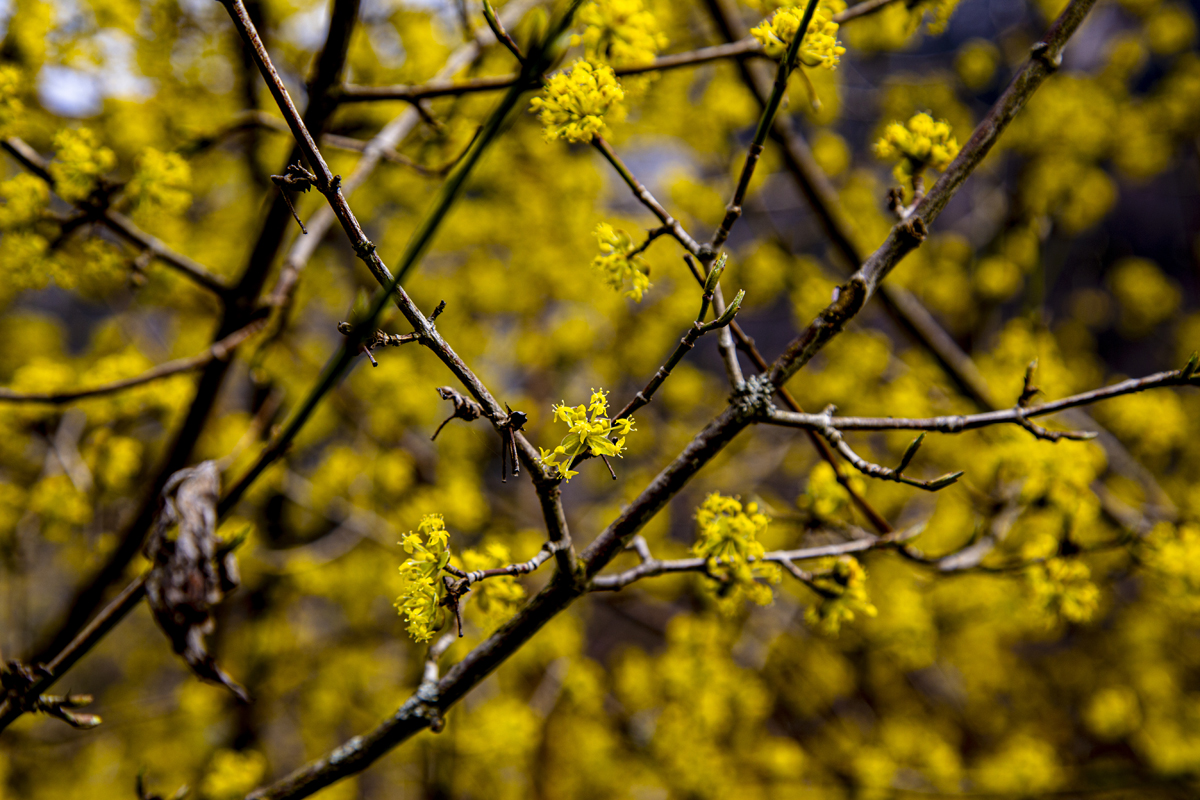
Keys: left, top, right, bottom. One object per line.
{"left": 764, "top": 366, "right": 1197, "bottom": 435}
{"left": 589, "top": 527, "right": 922, "bottom": 591}
{"left": 0, "top": 320, "right": 266, "bottom": 404}
{"left": 235, "top": 1, "right": 1101, "bottom": 798}
{"left": 592, "top": 136, "right": 704, "bottom": 255}
{"left": 765, "top": 0, "right": 1099, "bottom": 391}
{"left": 0, "top": 576, "right": 147, "bottom": 731}
{"left": 710, "top": 0, "right": 820, "bottom": 253}
{"left": 336, "top": 39, "right": 766, "bottom": 104}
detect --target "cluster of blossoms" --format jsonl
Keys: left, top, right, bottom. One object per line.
{"left": 530, "top": 60, "right": 625, "bottom": 143}
{"left": 394, "top": 514, "right": 452, "bottom": 642}
{"left": 460, "top": 542, "right": 526, "bottom": 633}
{"left": 805, "top": 556, "right": 878, "bottom": 635}
{"left": 0, "top": 65, "right": 23, "bottom": 135}
{"left": 48, "top": 127, "right": 116, "bottom": 202}
{"left": 1143, "top": 523, "right": 1200, "bottom": 613}
{"left": 591, "top": 222, "right": 651, "bottom": 300}
{"left": 127, "top": 148, "right": 193, "bottom": 216}
{"left": 751, "top": 1, "right": 846, "bottom": 69}
{"left": 1026, "top": 557, "right": 1100, "bottom": 626}
{"left": 572, "top": 0, "right": 668, "bottom": 68}
{"left": 692, "top": 493, "right": 780, "bottom": 612}
{"left": 873, "top": 112, "right": 961, "bottom": 190}
{"left": 539, "top": 389, "right": 635, "bottom": 481}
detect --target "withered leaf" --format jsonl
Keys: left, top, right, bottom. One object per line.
{"left": 144, "top": 461, "right": 249, "bottom": 702}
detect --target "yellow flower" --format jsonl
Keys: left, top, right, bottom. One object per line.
{"left": 805, "top": 556, "right": 878, "bottom": 635}
{"left": 751, "top": 1, "right": 846, "bottom": 69}
{"left": 49, "top": 128, "right": 116, "bottom": 202}
{"left": 591, "top": 222, "right": 651, "bottom": 300}
{"left": 692, "top": 493, "right": 780, "bottom": 612}
{"left": 460, "top": 542, "right": 526, "bottom": 632}
{"left": 1026, "top": 557, "right": 1099, "bottom": 625}
{"left": 395, "top": 513, "right": 453, "bottom": 642}
{"left": 530, "top": 60, "right": 625, "bottom": 143}
{"left": 539, "top": 388, "right": 635, "bottom": 481}
{"left": 873, "top": 112, "right": 960, "bottom": 189}
{"left": 572, "top": 0, "right": 668, "bottom": 68}
{"left": 128, "top": 148, "right": 192, "bottom": 215}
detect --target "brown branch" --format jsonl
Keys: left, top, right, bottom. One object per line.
{"left": 589, "top": 528, "right": 920, "bottom": 591}
{"left": 336, "top": 39, "right": 766, "bottom": 104}
{"left": 28, "top": 0, "right": 362, "bottom": 674}
{"left": 2, "top": 137, "right": 233, "bottom": 298}
{"left": 0, "top": 320, "right": 265, "bottom": 404}
{"left": 265, "top": 0, "right": 541, "bottom": 336}
{"left": 0, "top": 576, "right": 147, "bottom": 731}
{"left": 764, "top": 366, "right": 1197, "bottom": 436}
{"left": 592, "top": 136, "right": 705, "bottom": 255}
{"left": 766, "top": 0, "right": 1099, "bottom": 391}
{"left": 833, "top": 0, "right": 908, "bottom": 24}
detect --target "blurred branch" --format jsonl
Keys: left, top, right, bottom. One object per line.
{"left": 0, "top": 319, "right": 265, "bottom": 404}
{"left": 336, "top": 39, "right": 766, "bottom": 104}
{"left": 184, "top": 110, "right": 451, "bottom": 176}
{"left": 2, "top": 137, "right": 233, "bottom": 298}
{"left": 28, "top": 0, "right": 361, "bottom": 679}
{"left": 0, "top": 575, "right": 147, "bottom": 732}
{"left": 833, "top": 0, "right": 907, "bottom": 23}
{"left": 264, "top": 0, "right": 540, "bottom": 346}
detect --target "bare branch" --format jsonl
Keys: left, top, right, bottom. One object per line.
{"left": 336, "top": 39, "right": 767, "bottom": 104}
{"left": 833, "top": 0, "right": 907, "bottom": 23}
{"left": 763, "top": 366, "right": 1195, "bottom": 436}
{"left": 2, "top": 137, "right": 233, "bottom": 298}
{"left": 589, "top": 527, "right": 922, "bottom": 591}
{"left": 765, "top": 0, "right": 1100, "bottom": 391}
{"left": 0, "top": 576, "right": 147, "bottom": 731}
{"left": 592, "top": 136, "right": 704, "bottom": 255}
{"left": 0, "top": 319, "right": 265, "bottom": 404}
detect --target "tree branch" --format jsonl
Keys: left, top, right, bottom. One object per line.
{"left": 765, "top": 0, "right": 1099, "bottom": 391}
{"left": 0, "top": 319, "right": 265, "bottom": 404}
{"left": 2, "top": 137, "right": 233, "bottom": 298}
{"left": 764, "top": 365, "right": 1198, "bottom": 435}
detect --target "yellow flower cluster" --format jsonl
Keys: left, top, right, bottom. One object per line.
{"left": 395, "top": 514, "right": 452, "bottom": 642}
{"left": 530, "top": 60, "right": 625, "bottom": 143}
{"left": 128, "top": 147, "right": 193, "bottom": 215}
{"left": 0, "top": 66, "right": 24, "bottom": 135}
{"left": 751, "top": 2, "right": 846, "bottom": 69}
{"left": 805, "top": 556, "right": 878, "bottom": 635}
{"left": 1142, "top": 522, "right": 1200, "bottom": 613}
{"left": 1107, "top": 257, "right": 1181, "bottom": 337}
{"left": 873, "top": 112, "right": 960, "bottom": 189}
{"left": 460, "top": 542, "right": 526, "bottom": 633}
{"left": 0, "top": 173, "right": 49, "bottom": 229}
{"left": 573, "top": 0, "right": 668, "bottom": 68}
{"left": 692, "top": 493, "right": 780, "bottom": 612}
{"left": 591, "top": 222, "right": 651, "bottom": 301}
{"left": 539, "top": 389, "right": 634, "bottom": 481}
{"left": 49, "top": 127, "right": 116, "bottom": 202}
{"left": 200, "top": 749, "right": 268, "bottom": 800}
{"left": 1026, "top": 558, "right": 1099, "bottom": 626}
